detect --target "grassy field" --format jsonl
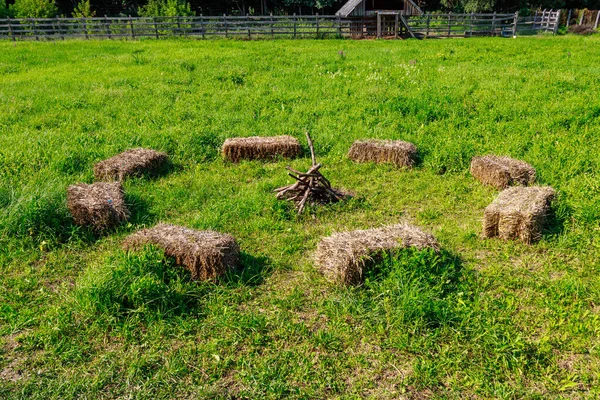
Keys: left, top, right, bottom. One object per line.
{"left": 1, "top": 35, "right": 600, "bottom": 399}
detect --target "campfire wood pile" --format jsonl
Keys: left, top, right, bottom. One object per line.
{"left": 274, "top": 132, "right": 347, "bottom": 215}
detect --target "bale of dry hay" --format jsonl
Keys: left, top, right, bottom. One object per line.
{"left": 221, "top": 136, "right": 301, "bottom": 163}
{"left": 347, "top": 139, "right": 418, "bottom": 168}
{"left": 315, "top": 224, "right": 439, "bottom": 285}
{"left": 483, "top": 186, "right": 556, "bottom": 244}
{"left": 67, "top": 182, "right": 130, "bottom": 231}
{"left": 94, "top": 148, "right": 169, "bottom": 181}
{"left": 470, "top": 155, "right": 536, "bottom": 190}
{"left": 123, "top": 224, "right": 240, "bottom": 281}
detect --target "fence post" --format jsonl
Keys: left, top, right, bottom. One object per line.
{"left": 293, "top": 13, "right": 297, "bottom": 39}
{"left": 316, "top": 13, "right": 319, "bottom": 37}
{"left": 394, "top": 12, "right": 399, "bottom": 38}
{"left": 447, "top": 12, "right": 451, "bottom": 37}
{"left": 578, "top": 10, "right": 584, "bottom": 25}
{"left": 32, "top": 19, "right": 39, "bottom": 41}
{"left": 153, "top": 17, "right": 159, "bottom": 38}
{"left": 104, "top": 16, "right": 111, "bottom": 39}
{"left": 270, "top": 12, "right": 274, "bottom": 38}
{"left": 377, "top": 12, "right": 382, "bottom": 38}
{"left": 57, "top": 17, "right": 64, "bottom": 40}
{"left": 200, "top": 14, "right": 205, "bottom": 39}
{"left": 82, "top": 18, "right": 88, "bottom": 39}
{"left": 554, "top": 10, "right": 561, "bottom": 34}
{"left": 7, "top": 17, "right": 14, "bottom": 41}
{"left": 338, "top": 14, "right": 342, "bottom": 37}
{"left": 247, "top": 14, "right": 251, "bottom": 39}
{"left": 223, "top": 14, "right": 228, "bottom": 38}
{"left": 129, "top": 15, "right": 135, "bottom": 39}
{"left": 469, "top": 12, "right": 474, "bottom": 36}
{"left": 594, "top": 10, "right": 600, "bottom": 29}
{"left": 566, "top": 9, "right": 572, "bottom": 27}
{"left": 491, "top": 12, "right": 496, "bottom": 35}
{"left": 512, "top": 11, "right": 518, "bottom": 37}
{"left": 176, "top": 15, "right": 181, "bottom": 36}
{"left": 426, "top": 14, "right": 430, "bottom": 36}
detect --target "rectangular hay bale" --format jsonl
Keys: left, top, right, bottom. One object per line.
{"left": 94, "top": 148, "right": 169, "bottom": 181}
{"left": 315, "top": 224, "right": 439, "bottom": 285}
{"left": 221, "top": 136, "right": 301, "bottom": 163}
{"left": 123, "top": 224, "right": 240, "bottom": 281}
{"left": 67, "top": 182, "right": 130, "bottom": 231}
{"left": 483, "top": 186, "right": 555, "bottom": 244}
{"left": 347, "top": 139, "right": 418, "bottom": 168}
{"left": 471, "top": 155, "right": 536, "bottom": 190}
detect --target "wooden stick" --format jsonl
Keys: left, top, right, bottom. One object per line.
{"left": 305, "top": 131, "right": 317, "bottom": 167}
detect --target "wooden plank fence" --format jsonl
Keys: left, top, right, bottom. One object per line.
{"left": 0, "top": 12, "right": 560, "bottom": 41}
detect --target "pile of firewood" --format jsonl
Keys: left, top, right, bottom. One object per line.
{"left": 274, "top": 132, "right": 347, "bottom": 215}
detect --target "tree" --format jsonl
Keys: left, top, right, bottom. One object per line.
{"left": 10, "top": 0, "right": 58, "bottom": 17}
{"left": 138, "top": 0, "right": 193, "bottom": 16}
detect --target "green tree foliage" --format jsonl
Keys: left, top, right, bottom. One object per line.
{"left": 10, "top": 0, "right": 58, "bottom": 17}
{"left": 139, "top": 0, "right": 193, "bottom": 16}
{"left": 72, "top": 0, "right": 95, "bottom": 17}
{"left": 0, "top": 1, "right": 9, "bottom": 17}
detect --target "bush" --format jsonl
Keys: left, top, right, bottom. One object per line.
{"left": 138, "top": 0, "right": 193, "bottom": 17}
{"left": 569, "top": 24, "right": 597, "bottom": 35}
{"left": 71, "top": 0, "right": 94, "bottom": 18}
{"left": 9, "top": 0, "right": 58, "bottom": 18}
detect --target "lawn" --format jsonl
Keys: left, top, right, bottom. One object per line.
{"left": 1, "top": 35, "right": 600, "bottom": 399}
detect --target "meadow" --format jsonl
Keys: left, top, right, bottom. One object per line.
{"left": 1, "top": 35, "right": 600, "bottom": 398}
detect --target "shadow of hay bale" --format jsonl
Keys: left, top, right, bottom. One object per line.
{"left": 124, "top": 192, "right": 156, "bottom": 226}
{"left": 222, "top": 252, "right": 272, "bottom": 287}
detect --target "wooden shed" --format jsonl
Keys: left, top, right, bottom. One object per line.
{"left": 336, "top": 0, "right": 423, "bottom": 37}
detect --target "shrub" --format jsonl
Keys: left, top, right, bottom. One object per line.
{"left": 71, "top": 0, "right": 94, "bottom": 18}
{"left": 138, "top": 0, "right": 193, "bottom": 17}
{"left": 9, "top": 0, "right": 58, "bottom": 18}
{"left": 569, "top": 24, "right": 597, "bottom": 35}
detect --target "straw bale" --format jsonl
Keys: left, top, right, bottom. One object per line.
{"left": 315, "top": 224, "right": 439, "bottom": 285}
{"left": 67, "top": 182, "right": 129, "bottom": 231}
{"left": 483, "top": 186, "right": 556, "bottom": 244}
{"left": 94, "top": 148, "right": 169, "bottom": 181}
{"left": 222, "top": 136, "right": 301, "bottom": 162}
{"left": 347, "top": 139, "right": 417, "bottom": 168}
{"left": 470, "top": 155, "right": 535, "bottom": 190}
{"left": 123, "top": 224, "right": 240, "bottom": 281}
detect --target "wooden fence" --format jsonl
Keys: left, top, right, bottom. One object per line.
{"left": 407, "top": 11, "right": 559, "bottom": 38}
{"left": 0, "top": 12, "right": 560, "bottom": 41}
{"left": 564, "top": 9, "right": 600, "bottom": 29}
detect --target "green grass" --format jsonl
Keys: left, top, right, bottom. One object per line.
{"left": 1, "top": 35, "right": 600, "bottom": 398}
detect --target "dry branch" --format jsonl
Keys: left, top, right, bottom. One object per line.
{"left": 274, "top": 132, "right": 348, "bottom": 214}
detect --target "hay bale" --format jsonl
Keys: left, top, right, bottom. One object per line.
{"left": 221, "top": 136, "right": 301, "bottom": 162}
{"left": 67, "top": 182, "right": 129, "bottom": 231}
{"left": 470, "top": 155, "right": 535, "bottom": 190}
{"left": 123, "top": 224, "right": 240, "bottom": 281}
{"left": 94, "top": 148, "right": 169, "bottom": 181}
{"left": 483, "top": 186, "right": 556, "bottom": 244}
{"left": 315, "top": 224, "right": 439, "bottom": 285}
{"left": 347, "top": 139, "right": 418, "bottom": 168}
